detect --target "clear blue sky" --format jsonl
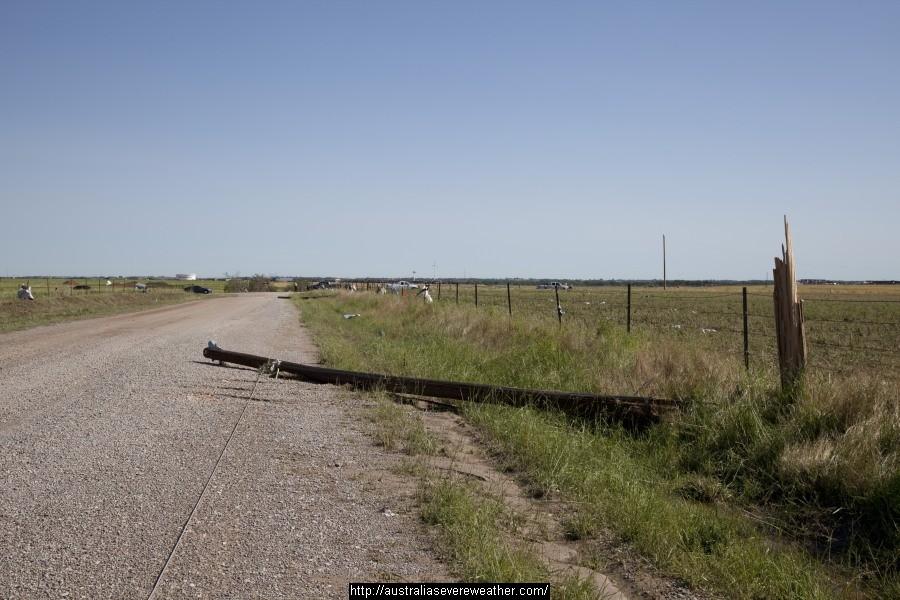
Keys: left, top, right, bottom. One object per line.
{"left": 1, "top": 1, "right": 898, "bottom": 280}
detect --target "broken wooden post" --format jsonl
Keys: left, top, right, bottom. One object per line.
{"left": 773, "top": 217, "right": 807, "bottom": 389}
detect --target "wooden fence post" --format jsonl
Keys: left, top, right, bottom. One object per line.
{"left": 437, "top": 281, "right": 441, "bottom": 300}
{"left": 773, "top": 217, "right": 807, "bottom": 388}
{"left": 554, "top": 284, "right": 562, "bottom": 325}
{"left": 474, "top": 283, "right": 478, "bottom": 307}
{"left": 455, "top": 282, "right": 459, "bottom": 304}
{"left": 507, "top": 282, "right": 512, "bottom": 316}
{"left": 742, "top": 286, "right": 750, "bottom": 370}
{"left": 626, "top": 284, "right": 632, "bottom": 333}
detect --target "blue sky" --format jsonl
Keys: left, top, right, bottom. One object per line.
{"left": 1, "top": 1, "right": 898, "bottom": 279}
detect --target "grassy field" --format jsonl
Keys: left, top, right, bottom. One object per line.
{"left": 0, "top": 275, "right": 305, "bottom": 334}
{"left": 0, "top": 285, "right": 206, "bottom": 334}
{"left": 423, "top": 282, "right": 900, "bottom": 378}
{"left": 296, "top": 289, "right": 899, "bottom": 599}
{"left": 0, "top": 276, "right": 230, "bottom": 297}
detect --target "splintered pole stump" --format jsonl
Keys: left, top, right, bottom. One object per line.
{"left": 773, "top": 217, "right": 807, "bottom": 389}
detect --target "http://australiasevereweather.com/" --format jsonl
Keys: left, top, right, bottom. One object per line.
{"left": 348, "top": 583, "right": 551, "bottom": 598}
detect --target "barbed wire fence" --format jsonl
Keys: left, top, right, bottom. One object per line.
{"left": 349, "top": 281, "right": 900, "bottom": 381}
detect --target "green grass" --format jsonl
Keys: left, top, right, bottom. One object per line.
{"left": 466, "top": 404, "right": 837, "bottom": 599}
{"left": 298, "top": 291, "right": 900, "bottom": 599}
{"left": 370, "top": 394, "right": 441, "bottom": 455}
{"left": 367, "top": 396, "right": 606, "bottom": 599}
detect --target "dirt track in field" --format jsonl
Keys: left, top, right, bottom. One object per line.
{"left": 0, "top": 293, "right": 446, "bottom": 599}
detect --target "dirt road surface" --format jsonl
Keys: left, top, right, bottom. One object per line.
{"left": 0, "top": 294, "right": 446, "bottom": 599}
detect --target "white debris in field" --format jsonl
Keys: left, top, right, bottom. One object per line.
{"left": 17, "top": 285, "right": 35, "bottom": 300}
{"left": 343, "top": 314, "right": 361, "bottom": 319}
{"left": 416, "top": 286, "right": 433, "bottom": 303}
{"left": 701, "top": 328, "right": 718, "bottom": 334}
{"left": 671, "top": 324, "right": 682, "bottom": 330}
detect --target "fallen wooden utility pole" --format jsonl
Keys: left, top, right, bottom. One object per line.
{"left": 202, "top": 345, "right": 678, "bottom": 424}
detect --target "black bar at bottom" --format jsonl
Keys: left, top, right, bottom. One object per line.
{"left": 348, "top": 582, "right": 550, "bottom": 599}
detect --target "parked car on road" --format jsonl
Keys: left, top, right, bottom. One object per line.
{"left": 184, "top": 285, "right": 212, "bottom": 294}
{"left": 389, "top": 281, "right": 419, "bottom": 291}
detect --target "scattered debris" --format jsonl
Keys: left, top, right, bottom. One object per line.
{"left": 343, "top": 313, "right": 361, "bottom": 319}
{"left": 416, "top": 285, "right": 433, "bottom": 304}
{"left": 701, "top": 328, "right": 718, "bottom": 334}
{"left": 17, "top": 284, "right": 34, "bottom": 301}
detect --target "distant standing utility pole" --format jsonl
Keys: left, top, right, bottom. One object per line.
{"left": 663, "top": 234, "right": 667, "bottom": 290}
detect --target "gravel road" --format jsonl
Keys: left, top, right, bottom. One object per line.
{"left": 0, "top": 294, "right": 446, "bottom": 599}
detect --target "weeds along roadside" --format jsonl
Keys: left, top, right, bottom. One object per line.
{"left": 367, "top": 395, "right": 604, "bottom": 599}
{"left": 296, "top": 292, "right": 899, "bottom": 599}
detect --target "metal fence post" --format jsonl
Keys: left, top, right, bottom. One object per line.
{"left": 474, "top": 283, "right": 478, "bottom": 307}
{"left": 455, "top": 282, "right": 459, "bottom": 304}
{"left": 742, "top": 286, "right": 750, "bottom": 370}
{"left": 626, "top": 284, "right": 632, "bottom": 333}
{"left": 437, "top": 281, "right": 441, "bottom": 300}
{"left": 507, "top": 282, "right": 512, "bottom": 316}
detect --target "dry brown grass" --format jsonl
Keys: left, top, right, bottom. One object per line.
{"left": 0, "top": 291, "right": 199, "bottom": 334}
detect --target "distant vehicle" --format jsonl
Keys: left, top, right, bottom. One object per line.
{"left": 134, "top": 283, "right": 148, "bottom": 292}
{"left": 389, "top": 281, "right": 419, "bottom": 290}
{"left": 536, "top": 282, "right": 572, "bottom": 290}
{"left": 309, "top": 281, "right": 331, "bottom": 290}
{"left": 184, "top": 285, "right": 212, "bottom": 294}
